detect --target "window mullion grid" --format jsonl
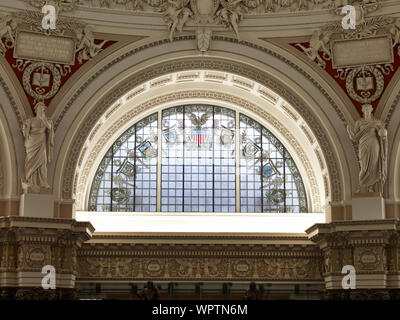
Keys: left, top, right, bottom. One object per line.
{"left": 133, "top": 124, "right": 137, "bottom": 212}
{"left": 235, "top": 112, "right": 240, "bottom": 213}
{"left": 283, "top": 149, "right": 286, "bottom": 213}
{"left": 261, "top": 130, "right": 264, "bottom": 213}
{"left": 110, "top": 146, "right": 114, "bottom": 212}
{"left": 212, "top": 108, "right": 215, "bottom": 212}
{"left": 182, "top": 107, "right": 186, "bottom": 212}
{"left": 157, "top": 110, "right": 162, "bottom": 212}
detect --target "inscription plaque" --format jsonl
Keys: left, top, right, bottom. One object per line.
{"left": 331, "top": 35, "right": 393, "bottom": 69}
{"left": 14, "top": 30, "right": 76, "bottom": 65}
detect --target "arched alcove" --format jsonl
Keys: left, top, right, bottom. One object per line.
{"left": 71, "top": 70, "right": 331, "bottom": 232}
{"left": 51, "top": 38, "right": 355, "bottom": 224}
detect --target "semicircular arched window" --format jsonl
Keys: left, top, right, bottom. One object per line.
{"left": 89, "top": 105, "right": 307, "bottom": 213}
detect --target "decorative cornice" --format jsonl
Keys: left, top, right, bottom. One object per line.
{"left": 0, "top": 216, "right": 95, "bottom": 234}
{"left": 307, "top": 218, "right": 400, "bottom": 232}
{"left": 90, "top": 233, "right": 309, "bottom": 241}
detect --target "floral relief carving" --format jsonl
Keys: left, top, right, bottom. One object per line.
{"left": 78, "top": 257, "right": 140, "bottom": 278}
{"left": 168, "top": 258, "right": 198, "bottom": 278}
{"left": 256, "top": 258, "right": 318, "bottom": 279}
{"left": 76, "top": 243, "right": 323, "bottom": 281}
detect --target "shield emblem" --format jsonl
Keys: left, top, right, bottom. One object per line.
{"left": 163, "top": 127, "right": 178, "bottom": 144}
{"left": 242, "top": 141, "right": 261, "bottom": 159}
{"left": 262, "top": 160, "right": 278, "bottom": 178}
{"left": 116, "top": 159, "right": 136, "bottom": 178}
{"left": 220, "top": 127, "right": 234, "bottom": 145}
{"left": 137, "top": 140, "right": 156, "bottom": 158}
{"left": 191, "top": 129, "right": 207, "bottom": 147}
{"left": 190, "top": 0, "right": 220, "bottom": 23}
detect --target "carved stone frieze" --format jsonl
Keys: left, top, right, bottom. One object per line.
{"left": 24, "top": 0, "right": 386, "bottom": 51}
{"left": 33, "top": 0, "right": 384, "bottom": 14}
{"left": 77, "top": 240, "right": 322, "bottom": 281}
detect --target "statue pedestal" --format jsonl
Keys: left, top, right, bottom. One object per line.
{"left": 20, "top": 193, "right": 54, "bottom": 218}
{"left": 0, "top": 216, "right": 94, "bottom": 299}
{"left": 352, "top": 192, "right": 385, "bottom": 220}
{"left": 306, "top": 219, "right": 400, "bottom": 300}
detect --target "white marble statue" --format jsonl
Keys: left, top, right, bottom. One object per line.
{"left": 22, "top": 102, "right": 54, "bottom": 193}
{"left": 347, "top": 104, "right": 388, "bottom": 193}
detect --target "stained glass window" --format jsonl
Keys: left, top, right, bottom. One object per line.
{"left": 161, "top": 105, "right": 236, "bottom": 212}
{"left": 89, "top": 113, "right": 158, "bottom": 212}
{"left": 239, "top": 115, "right": 306, "bottom": 213}
{"left": 89, "top": 105, "right": 307, "bottom": 213}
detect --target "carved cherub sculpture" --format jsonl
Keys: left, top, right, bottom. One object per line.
{"left": 217, "top": 0, "right": 248, "bottom": 39}
{"left": 295, "top": 30, "right": 332, "bottom": 68}
{"left": 0, "top": 15, "right": 17, "bottom": 55}
{"left": 163, "top": 0, "right": 192, "bottom": 41}
{"left": 75, "top": 26, "right": 107, "bottom": 63}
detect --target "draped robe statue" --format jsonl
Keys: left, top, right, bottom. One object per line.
{"left": 347, "top": 104, "right": 387, "bottom": 193}
{"left": 22, "top": 103, "right": 54, "bottom": 193}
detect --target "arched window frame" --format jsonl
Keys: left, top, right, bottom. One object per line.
{"left": 89, "top": 104, "right": 308, "bottom": 213}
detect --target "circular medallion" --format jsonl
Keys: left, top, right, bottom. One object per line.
{"left": 22, "top": 62, "right": 61, "bottom": 101}
{"left": 346, "top": 66, "right": 384, "bottom": 104}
